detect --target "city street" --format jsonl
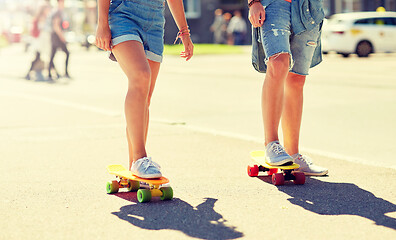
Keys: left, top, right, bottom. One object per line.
{"left": 0, "top": 44, "right": 395, "bottom": 239}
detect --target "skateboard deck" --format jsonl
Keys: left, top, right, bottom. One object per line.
{"left": 248, "top": 150, "right": 305, "bottom": 185}
{"left": 106, "top": 164, "right": 173, "bottom": 203}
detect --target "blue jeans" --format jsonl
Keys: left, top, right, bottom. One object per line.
{"left": 259, "top": 0, "right": 321, "bottom": 75}
{"left": 109, "top": 0, "right": 165, "bottom": 62}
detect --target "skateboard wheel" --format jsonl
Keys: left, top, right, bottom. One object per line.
{"left": 272, "top": 173, "right": 285, "bottom": 186}
{"left": 137, "top": 189, "right": 152, "bottom": 203}
{"left": 106, "top": 180, "right": 119, "bottom": 194}
{"left": 268, "top": 168, "right": 278, "bottom": 176}
{"left": 127, "top": 180, "right": 140, "bottom": 192}
{"left": 160, "top": 187, "right": 173, "bottom": 201}
{"left": 293, "top": 172, "right": 305, "bottom": 185}
{"left": 247, "top": 165, "right": 259, "bottom": 177}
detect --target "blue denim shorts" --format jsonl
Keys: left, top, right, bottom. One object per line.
{"left": 109, "top": 0, "right": 165, "bottom": 62}
{"left": 260, "top": 0, "right": 320, "bottom": 75}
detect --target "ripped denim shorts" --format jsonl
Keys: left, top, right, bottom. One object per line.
{"left": 260, "top": 0, "right": 320, "bottom": 75}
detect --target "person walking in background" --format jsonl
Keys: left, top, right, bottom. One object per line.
{"left": 222, "top": 12, "right": 233, "bottom": 45}
{"left": 25, "top": 3, "right": 51, "bottom": 81}
{"left": 227, "top": 10, "right": 247, "bottom": 45}
{"left": 210, "top": 8, "right": 226, "bottom": 44}
{"left": 95, "top": 0, "right": 193, "bottom": 178}
{"left": 48, "top": 0, "right": 70, "bottom": 81}
{"left": 249, "top": 0, "right": 328, "bottom": 176}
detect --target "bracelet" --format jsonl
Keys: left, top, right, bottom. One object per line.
{"left": 248, "top": 0, "right": 261, "bottom": 8}
{"left": 174, "top": 26, "right": 190, "bottom": 44}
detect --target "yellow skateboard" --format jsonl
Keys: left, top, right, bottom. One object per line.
{"left": 247, "top": 150, "right": 305, "bottom": 185}
{"left": 106, "top": 164, "right": 173, "bottom": 203}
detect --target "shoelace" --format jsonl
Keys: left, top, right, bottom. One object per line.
{"left": 141, "top": 157, "right": 161, "bottom": 171}
{"left": 271, "top": 143, "right": 285, "bottom": 155}
{"left": 297, "top": 155, "right": 313, "bottom": 165}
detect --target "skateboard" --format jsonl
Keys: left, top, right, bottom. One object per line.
{"left": 247, "top": 150, "right": 305, "bottom": 186}
{"left": 106, "top": 164, "right": 173, "bottom": 203}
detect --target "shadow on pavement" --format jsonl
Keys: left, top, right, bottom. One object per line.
{"left": 111, "top": 195, "right": 243, "bottom": 240}
{"left": 258, "top": 176, "right": 396, "bottom": 229}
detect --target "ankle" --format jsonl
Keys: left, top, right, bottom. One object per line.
{"left": 265, "top": 139, "right": 279, "bottom": 147}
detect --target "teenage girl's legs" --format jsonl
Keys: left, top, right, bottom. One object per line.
{"left": 112, "top": 40, "right": 160, "bottom": 170}
{"left": 125, "top": 59, "right": 160, "bottom": 169}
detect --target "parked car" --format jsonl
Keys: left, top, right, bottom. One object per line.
{"left": 322, "top": 11, "right": 396, "bottom": 57}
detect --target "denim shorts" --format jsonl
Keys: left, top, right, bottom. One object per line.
{"left": 109, "top": 0, "right": 165, "bottom": 62}
{"left": 260, "top": 0, "right": 321, "bottom": 75}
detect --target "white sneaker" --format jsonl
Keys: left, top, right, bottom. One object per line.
{"left": 131, "top": 157, "right": 162, "bottom": 179}
{"left": 265, "top": 141, "right": 293, "bottom": 166}
{"left": 292, "top": 154, "right": 328, "bottom": 176}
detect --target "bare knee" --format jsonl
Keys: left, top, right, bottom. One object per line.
{"left": 286, "top": 73, "right": 306, "bottom": 91}
{"left": 127, "top": 69, "right": 151, "bottom": 97}
{"left": 267, "top": 53, "right": 290, "bottom": 78}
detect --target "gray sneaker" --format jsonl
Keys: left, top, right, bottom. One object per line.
{"left": 292, "top": 154, "right": 328, "bottom": 176}
{"left": 265, "top": 141, "right": 293, "bottom": 166}
{"left": 131, "top": 157, "right": 162, "bottom": 179}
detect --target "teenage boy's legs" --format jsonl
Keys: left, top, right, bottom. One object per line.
{"left": 282, "top": 72, "right": 305, "bottom": 155}
{"left": 263, "top": 54, "right": 290, "bottom": 145}
{"left": 259, "top": 0, "right": 293, "bottom": 165}
{"left": 282, "top": 25, "right": 328, "bottom": 175}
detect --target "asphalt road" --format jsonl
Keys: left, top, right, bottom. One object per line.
{"left": 0, "top": 44, "right": 395, "bottom": 239}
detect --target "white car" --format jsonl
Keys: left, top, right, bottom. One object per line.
{"left": 322, "top": 11, "right": 396, "bottom": 57}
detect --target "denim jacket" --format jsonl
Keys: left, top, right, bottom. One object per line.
{"left": 252, "top": 0, "right": 325, "bottom": 73}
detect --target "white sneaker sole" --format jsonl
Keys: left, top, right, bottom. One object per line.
{"left": 131, "top": 171, "right": 162, "bottom": 179}
{"left": 265, "top": 156, "right": 293, "bottom": 166}
{"left": 296, "top": 169, "right": 328, "bottom": 176}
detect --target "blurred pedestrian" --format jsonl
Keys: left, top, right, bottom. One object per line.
{"left": 48, "top": 0, "right": 70, "bottom": 81}
{"left": 95, "top": 0, "right": 193, "bottom": 178}
{"left": 25, "top": 3, "right": 51, "bottom": 81}
{"left": 249, "top": 0, "right": 328, "bottom": 175}
{"left": 210, "top": 8, "right": 226, "bottom": 44}
{"left": 222, "top": 12, "right": 232, "bottom": 45}
{"left": 227, "top": 10, "right": 247, "bottom": 45}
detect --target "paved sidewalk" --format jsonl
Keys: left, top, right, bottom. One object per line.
{"left": 0, "top": 44, "right": 395, "bottom": 239}
{"left": 0, "top": 120, "right": 395, "bottom": 239}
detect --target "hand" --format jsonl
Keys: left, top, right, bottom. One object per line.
{"left": 180, "top": 35, "right": 193, "bottom": 61}
{"left": 248, "top": 2, "right": 265, "bottom": 28}
{"left": 95, "top": 23, "right": 112, "bottom": 51}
